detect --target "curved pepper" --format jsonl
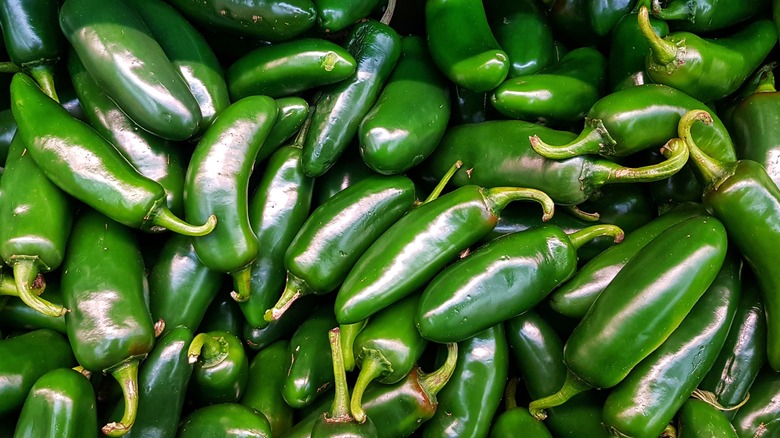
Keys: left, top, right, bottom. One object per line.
{"left": 335, "top": 185, "right": 555, "bottom": 324}
{"left": 9, "top": 73, "right": 216, "bottom": 236}
{"left": 259, "top": 97, "right": 309, "bottom": 162}
{"left": 651, "top": 0, "right": 770, "bottom": 33}
{"left": 188, "top": 330, "right": 249, "bottom": 406}
{"left": 731, "top": 367, "right": 780, "bottom": 437}
{"left": 283, "top": 306, "right": 337, "bottom": 409}
{"left": 240, "top": 340, "right": 294, "bottom": 436}
{"left": 177, "top": 403, "right": 272, "bottom": 437}
{"left": 485, "top": 0, "right": 556, "bottom": 78}
{"left": 490, "top": 378, "right": 553, "bottom": 438}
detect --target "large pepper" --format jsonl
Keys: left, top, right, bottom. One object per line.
{"left": 61, "top": 209, "right": 156, "bottom": 436}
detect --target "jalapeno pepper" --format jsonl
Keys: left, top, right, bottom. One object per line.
{"left": 313, "top": 0, "right": 384, "bottom": 33}
{"left": 485, "top": 0, "right": 555, "bottom": 78}
{"left": 61, "top": 209, "right": 156, "bottom": 436}
{"left": 240, "top": 340, "right": 294, "bottom": 436}
{"left": 490, "top": 378, "right": 553, "bottom": 438}
{"left": 259, "top": 97, "right": 309, "bottom": 162}
{"left": 731, "top": 366, "right": 780, "bottom": 437}
{"left": 177, "top": 403, "right": 272, "bottom": 437}
{"left": 9, "top": 73, "right": 216, "bottom": 236}
{"left": 529, "top": 215, "right": 728, "bottom": 419}
{"left": 198, "top": 294, "right": 244, "bottom": 336}
{"left": 335, "top": 185, "right": 555, "bottom": 324}
{"left": 185, "top": 95, "right": 278, "bottom": 303}
{"left": 676, "top": 398, "right": 739, "bottom": 438}
{"left": 187, "top": 330, "right": 249, "bottom": 406}
{"left": 652, "top": 0, "right": 770, "bottom": 33}
{"left": 680, "top": 109, "right": 780, "bottom": 371}
{"left": 243, "top": 295, "right": 317, "bottom": 352}
{"left": 313, "top": 147, "right": 376, "bottom": 206}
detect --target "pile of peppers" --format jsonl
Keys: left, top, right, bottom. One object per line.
{"left": 1, "top": 0, "right": 780, "bottom": 436}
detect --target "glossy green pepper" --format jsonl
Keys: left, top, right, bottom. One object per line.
{"left": 731, "top": 367, "right": 780, "bottom": 437}
{"left": 258, "top": 97, "right": 310, "bottom": 162}
{"left": 676, "top": 398, "right": 738, "bottom": 438}
{"left": 313, "top": 0, "right": 384, "bottom": 32}
{"left": 283, "top": 306, "right": 337, "bottom": 408}
{"left": 242, "top": 294, "right": 316, "bottom": 352}
{"left": 188, "top": 330, "right": 249, "bottom": 406}
{"left": 240, "top": 340, "right": 294, "bottom": 436}
{"left": 12, "top": 368, "right": 97, "bottom": 438}
{"left": 198, "top": 294, "right": 244, "bottom": 337}
{"left": 485, "top": 0, "right": 556, "bottom": 78}
{"left": 177, "top": 403, "right": 271, "bottom": 437}
{"left": 59, "top": 0, "right": 202, "bottom": 140}
{"left": 335, "top": 185, "right": 555, "bottom": 324}
{"left": 490, "top": 378, "right": 553, "bottom": 438}
{"left": 313, "top": 147, "right": 376, "bottom": 206}
{"left": 9, "top": 73, "right": 216, "bottom": 236}
{"left": 577, "top": 184, "right": 658, "bottom": 233}
{"left": 529, "top": 215, "right": 728, "bottom": 419}
{"left": 417, "top": 224, "right": 623, "bottom": 343}
{"left": 651, "top": 0, "right": 770, "bottom": 33}
{"left": 185, "top": 95, "right": 278, "bottom": 302}
{"left": 61, "top": 209, "right": 156, "bottom": 436}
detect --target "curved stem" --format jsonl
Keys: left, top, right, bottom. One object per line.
{"left": 651, "top": 0, "right": 691, "bottom": 20}
{"left": 756, "top": 69, "right": 776, "bottom": 93}
{"left": 564, "top": 205, "right": 600, "bottom": 222}
{"left": 691, "top": 388, "right": 751, "bottom": 411}
{"left": 505, "top": 377, "right": 519, "bottom": 410}
{"left": 327, "top": 328, "right": 352, "bottom": 421}
{"left": 529, "top": 120, "right": 615, "bottom": 159}
{"left": 590, "top": 136, "right": 689, "bottom": 188}
{"left": 419, "top": 343, "right": 458, "bottom": 398}
{"left": 639, "top": 5, "right": 678, "bottom": 66}
{"left": 350, "top": 348, "right": 393, "bottom": 423}
{"left": 528, "top": 370, "right": 592, "bottom": 420}
{"left": 230, "top": 265, "right": 252, "bottom": 302}
{"left": 422, "top": 160, "right": 462, "bottom": 205}
{"left": 28, "top": 65, "right": 59, "bottom": 103}
{"left": 484, "top": 187, "right": 555, "bottom": 221}
{"left": 568, "top": 224, "right": 625, "bottom": 250}
{"left": 102, "top": 359, "right": 140, "bottom": 437}
{"left": 151, "top": 207, "right": 217, "bottom": 236}
{"left": 380, "top": 0, "right": 396, "bottom": 25}
{"left": 188, "top": 333, "right": 227, "bottom": 366}
{"left": 677, "top": 110, "right": 727, "bottom": 187}
{"left": 340, "top": 320, "right": 368, "bottom": 372}
{"left": 13, "top": 260, "right": 65, "bottom": 317}
{"left": 264, "top": 272, "right": 311, "bottom": 322}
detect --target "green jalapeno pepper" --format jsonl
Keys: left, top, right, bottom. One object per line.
{"left": 313, "top": 146, "right": 376, "bottom": 206}
{"left": 450, "top": 84, "right": 490, "bottom": 125}
{"left": 490, "top": 378, "right": 553, "bottom": 438}
{"left": 0, "top": 0, "right": 62, "bottom": 101}
{"left": 227, "top": 38, "right": 357, "bottom": 101}
{"left": 639, "top": 6, "right": 778, "bottom": 103}
{"left": 259, "top": 97, "right": 309, "bottom": 163}
{"left": 0, "top": 133, "right": 71, "bottom": 317}
{"left": 61, "top": 209, "right": 156, "bottom": 436}
{"left": 549, "top": 202, "right": 707, "bottom": 318}
{"left": 243, "top": 295, "right": 317, "bottom": 352}
{"left": 358, "top": 35, "right": 450, "bottom": 175}
{"left": 185, "top": 95, "right": 278, "bottom": 303}
{"left": 0, "top": 329, "right": 76, "bottom": 416}
{"left": 240, "top": 142, "right": 314, "bottom": 329}
{"left": 188, "top": 330, "right": 249, "bottom": 406}
{"left": 529, "top": 215, "right": 729, "bottom": 419}
{"left": 302, "top": 20, "right": 401, "bottom": 177}
{"left": 13, "top": 368, "right": 97, "bottom": 438}
{"left": 578, "top": 184, "right": 658, "bottom": 232}
{"left": 59, "top": 0, "right": 202, "bottom": 140}
{"left": 240, "top": 340, "right": 294, "bottom": 436}
{"left": 547, "top": 0, "right": 628, "bottom": 47}
{"left": 177, "top": 403, "right": 272, "bottom": 437}
{"left": 68, "top": 51, "right": 188, "bottom": 216}
{"left": 491, "top": 47, "right": 606, "bottom": 125}
{"left": 421, "top": 120, "right": 689, "bottom": 206}
{"left": 426, "top": 0, "right": 508, "bottom": 92}
{"left": 698, "top": 270, "right": 766, "bottom": 417}
{"left": 651, "top": 0, "right": 770, "bottom": 33}
{"left": 349, "top": 294, "right": 428, "bottom": 423}
{"left": 283, "top": 306, "right": 337, "bottom": 409}
{"left": 198, "top": 294, "right": 244, "bottom": 337}
{"left": 335, "top": 185, "right": 555, "bottom": 324}
{"left": 731, "top": 366, "right": 780, "bottom": 437}
{"left": 9, "top": 73, "right": 216, "bottom": 236}
{"left": 677, "top": 398, "right": 738, "bottom": 438}
{"left": 681, "top": 110, "right": 780, "bottom": 371}
{"left": 421, "top": 325, "right": 509, "bottom": 438}
{"left": 313, "top": 0, "right": 384, "bottom": 33}
{"left": 0, "top": 279, "right": 66, "bottom": 334}
{"left": 417, "top": 224, "right": 623, "bottom": 343}
{"left": 602, "top": 252, "right": 741, "bottom": 438}
{"left": 505, "top": 311, "right": 610, "bottom": 437}
{"left": 485, "top": 0, "right": 556, "bottom": 78}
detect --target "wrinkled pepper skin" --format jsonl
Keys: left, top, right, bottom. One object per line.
{"left": 0, "top": 329, "right": 75, "bottom": 416}
{"left": 240, "top": 340, "right": 294, "bottom": 436}
{"left": 12, "top": 368, "right": 97, "bottom": 438}
{"left": 652, "top": 0, "right": 770, "bottom": 33}
{"left": 188, "top": 330, "right": 249, "bottom": 406}
{"left": 177, "top": 403, "right": 271, "bottom": 438}
{"left": 421, "top": 325, "right": 508, "bottom": 438}
{"left": 485, "top": 0, "right": 556, "bottom": 78}
{"left": 283, "top": 307, "right": 338, "bottom": 408}
{"left": 226, "top": 39, "right": 357, "bottom": 101}
{"left": 358, "top": 36, "right": 451, "bottom": 175}
{"left": 426, "top": 0, "right": 508, "bottom": 93}
{"left": 59, "top": 0, "right": 202, "bottom": 140}
{"left": 602, "top": 253, "right": 741, "bottom": 438}
{"left": 731, "top": 367, "right": 780, "bottom": 437}
{"left": 677, "top": 399, "right": 738, "bottom": 438}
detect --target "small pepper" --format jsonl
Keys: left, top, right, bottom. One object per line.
{"left": 490, "top": 378, "right": 553, "bottom": 438}
{"left": 188, "top": 330, "right": 249, "bottom": 406}
{"left": 240, "top": 340, "right": 294, "bottom": 436}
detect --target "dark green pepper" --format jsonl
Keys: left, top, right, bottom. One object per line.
{"left": 240, "top": 340, "right": 295, "bottom": 436}
{"left": 652, "top": 0, "right": 770, "bottom": 33}
{"left": 0, "top": 108, "right": 16, "bottom": 165}
{"left": 184, "top": 95, "right": 278, "bottom": 302}
{"left": 416, "top": 224, "right": 624, "bottom": 343}
{"left": 259, "top": 97, "right": 310, "bottom": 162}
{"left": 529, "top": 215, "right": 728, "bottom": 419}
{"left": 198, "top": 294, "right": 244, "bottom": 337}
{"left": 9, "top": 73, "right": 216, "bottom": 236}
{"left": 61, "top": 209, "right": 156, "bottom": 436}
{"left": 12, "top": 368, "right": 97, "bottom": 438}
{"left": 177, "top": 403, "right": 271, "bottom": 437}
{"left": 577, "top": 184, "right": 658, "bottom": 233}
{"left": 490, "top": 378, "right": 553, "bottom": 438}
{"left": 676, "top": 398, "right": 738, "bottom": 438}
{"left": 731, "top": 366, "right": 780, "bottom": 437}
{"left": 485, "top": 0, "right": 556, "bottom": 78}
{"left": 313, "top": 146, "right": 376, "bottom": 206}
{"left": 242, "top": 295, "right": 317, "bottom": 352}
{"left": 335, "top": 185, "right": 555, "bottom": 324}
{"left": 283, "top": 306, "right": 337, "bottom": 409}
{"left": 313, "top": 0, "right": 384, "bottom": 33}
{"left": 188, "top": 330, "right": 249, "bottom": 406}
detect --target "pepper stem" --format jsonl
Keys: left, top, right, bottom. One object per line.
{"left": 422, "top": 160, "right": 462, "bottom": 205}
{"left": 0, "top": 62, "right": 20, "bottom": 73}
{"left": 483, "top": 187, "right": 555, "bottom": 221}
{"left": 380, "top": 0, "right": 396, "bottom": 25}
{"left": 661, "top": 424, "right": 677, "bottom": 438}
{"left": 677, "top": 110, "right": 728, "bottom": 188}
{"left": 0, "top": 273, "right": 17, "bottom": 296}
{"left": 756, "top": 68, "right": 776, "bottom": 93}
{"left": 102, "top": 359, "right": 140, "bottom": 437}
{"left": 188, "top": 333, "right": 228, "bottom": 366}
{"left": 568, "top": 224, "right": 625, "bottom": 250}
{"left": 150, "top": 207, "right": 217, "bottom": 236}
{"left": 350, "top": 348, "right": 393, "bottom": 423}
{"left": 264, "top": 272, "right": 311, "bottom": 322}
{"left": 528, "top": 370, "right": 592, "bottom": 420}
{"left": 28, "top": 65, "right": 59, "bottom": 103}
{"left": 505, "top": 377, "right": 519, "bottom": 410}
{"left": 13, "top": 260, "right": 65, "bottom": 317}
{"left": 529, "top": 119, "right": 616, "bottom": 159}
{"left": 230, "top": 265, "right": 252, "bottom": 302}
{"left": 589, "top": 136, "right": 689, "bottom": 188}
{"left": 639, "top": 5, "right": 678, "bottom": 66}
{"left": 691, "top": 388, "right": 751, "bottom": 411}
{"left": 327, "top": 328, "right": 353, "bottom": 421}
{"left": 418, "top": 343, "right": 458, "bottom": 399}
{"left": 563, "top": 205, "right": 600, "bottom": 222}
{"left": 340, "top": 320, "right": 368, "bottom": 372}
{"left": 650, "top": 0, "right": 691, "bottom": 20}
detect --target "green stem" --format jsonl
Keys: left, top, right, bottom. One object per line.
{"left": 691, "top": 388, "right": 751, "bottom": 411}
{"left": 340, "top": 320, "right": 368, "bottom": 372}
{"left": 422, "top": 160, "right": 462, "bottom": 205}
{"left": 188, "top": 333, "right": 228, "bottom": 366}
{"left": 150, "top": 207, "right": 217, "bottom": 236}
{"left": 661, "top": 424, "right": 677, "bottom": 438}
{"left": 102, "top": 359, "right": 140, "bottom": 437}
{"left": 418, "top": 343, "right": 458, "bottom": 398}
{"left": 756, "top": 69, "right": 776, "bottom": 93}
{"left": 380, "top": 0, "right": 396, "bottom": 25}
{"left": 350, "top": 348, "right": 393, "bottom": 423}
{"left": 639, "top": 5, "right": 678, "bottom": 66}
{"left": 483, "top": 187, "right": 555, "bottom": 221}
{"left": 505, "top": 377, "right": 519, "bottom": 410}
{"left": 650, "top": 0, "right": 691, "bottom": 20}
{"left": 529, "top": 120, "right": 615, "bottom": 159}
{"left": 528, "top": 370, "right": 592, "bottom": 420}
{"left": 677, "top": 110, "right": 728, "bottom": 187}
{"left": 568, "top": 224, "right": 625, "bottom": 250}
{"left": 28, "top": 65, "right": 59, "bottom": 103}
{"left": 230, "top": 265, "right": 252, "bottom": 302}
{"left": 590, "top": 136, "right": 689, "bottom": 187}
{"left": 0, "top": 62, "right": 20, "bottom": 73}
{"left": 264, "top": 272, "right": 311, "bottom": 322}
{"left": 564, "top": 205, "right": 600, "bottom": 222}
{"left": 13, "top": 259, "right": 65, "bottom": 317}
{"left": 328, "top": 328, "right": 352, "bottom": 421}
